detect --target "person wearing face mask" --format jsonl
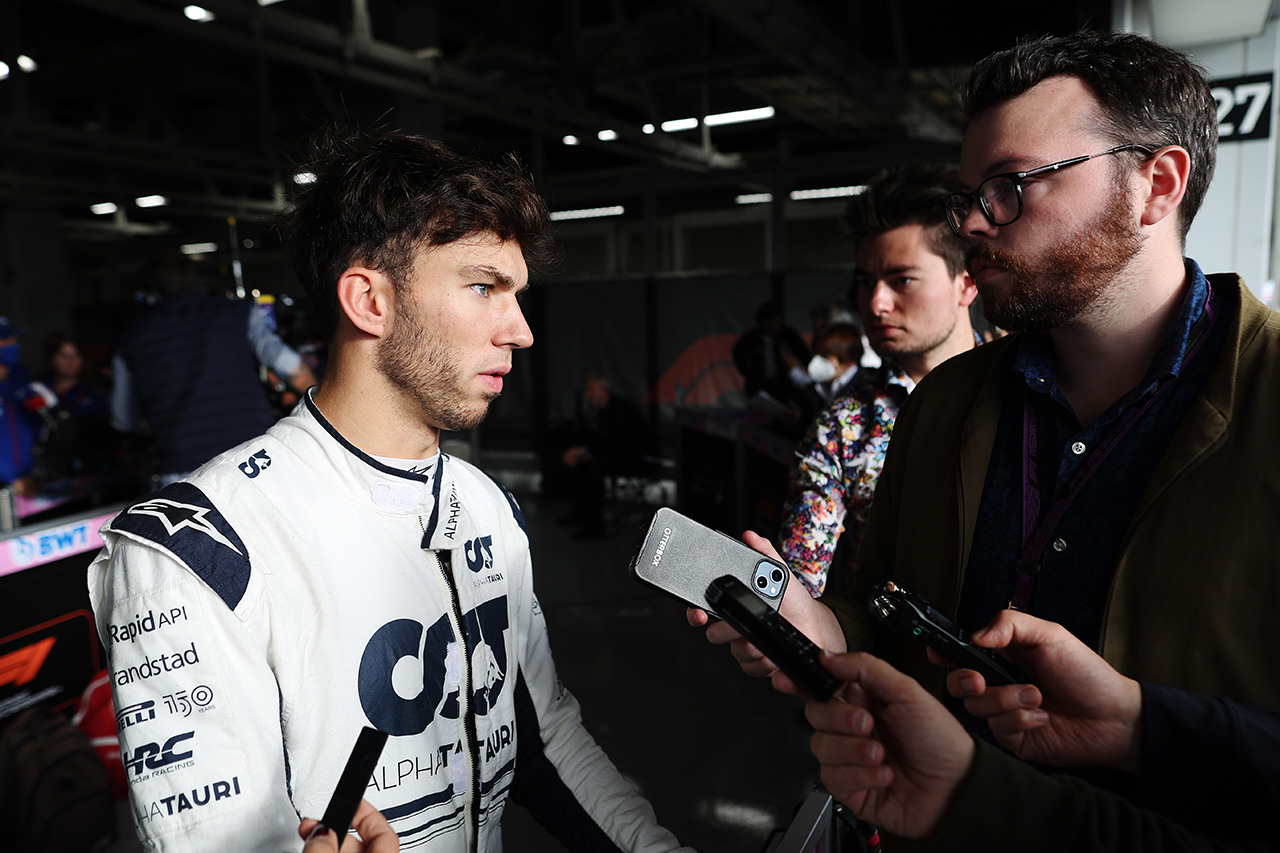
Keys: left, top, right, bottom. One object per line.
{"left": 805, "top": 322, "right": 864, "bottom": 405}
{"left": 778, "top": 164, "right": 980, "bottom": 597}
{"left": 0, "top": 316, "right": 53, "bottom": 497}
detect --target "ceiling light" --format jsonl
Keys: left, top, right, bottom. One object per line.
{"left": 642, "top": 124, "right": 655, "bottom": 134}
{"left": 135, "top": 195, "right": 168, "bottom": 208}
{"left": 184, "top": 5, "right": 216, "bottom": 22}
{"left": 661, "top": 117, "right": 699, "bottom": 133}
{"left": 562, "top": 135, "right": 580, "bottom": 146}
{"left": 0, "top": 62, "right": 9, "bottom": 81}
{"left": 180, "top": 242, "right": 218, "bottom": 255}
{"left": 550, "top": 205, "right": 625, "bottom": 221}
{"left": 597, "top": 129, "right": 618, "bottom": 141}
{"left": 15, "top": 56, "right": 37, "bottom": 74}
{"left": 789, "top": 185, "right": 866, "bottom": 201}
{"left": 90, "top": 202, "right": 118, "bottom": 215}
{"left": 258, "top": 0, "right": 288, "bottom": 5}
{"left": 293, "top": 171, "right": 316, "bottom": 184}
{"left": 705, "top": 106, "right": 774, "bottom": 127}
{"left": 735, "top": 193, "right": 772, "bottom": 205}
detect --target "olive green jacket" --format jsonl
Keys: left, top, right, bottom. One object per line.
{"left": 919, "top": 740, "right": 1271, "bottom": 853}
{"left": 823, "top": 274, "right": 1280, "bottom": 709}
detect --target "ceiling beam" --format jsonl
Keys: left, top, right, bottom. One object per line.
{"left": 55, "top": 0, "right": 743, "bottom": 171}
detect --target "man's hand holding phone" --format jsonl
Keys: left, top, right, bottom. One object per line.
{"left": 685, "top": 530, "right": 847, "bottom": 677}
{"left": 938, "top": 610, "right": 1143, "bottom": 772}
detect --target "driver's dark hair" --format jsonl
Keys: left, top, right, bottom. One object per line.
{"left": 278, "top": 128, "right": 560, "bottom": 341}
{"left": 962, "top": 30, "right": 1218, "bottom": 243}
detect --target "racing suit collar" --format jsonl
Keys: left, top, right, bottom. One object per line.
{"left": 290, "top": 392, "right": 476, "bottom": 547}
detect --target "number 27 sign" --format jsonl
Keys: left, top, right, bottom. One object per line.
{"left": 1212, "top": 72, "right": 1274, "bottom": 143}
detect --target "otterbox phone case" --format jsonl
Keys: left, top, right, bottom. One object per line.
{"left": 629, "top": 506, "right": 789, "bottom": 615}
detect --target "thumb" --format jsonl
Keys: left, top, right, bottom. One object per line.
{"left": 819, "top": 651, "right": 917, "bottom": 703}
{"left": 971, "top": 609, "right": 1066, "bottom": 652}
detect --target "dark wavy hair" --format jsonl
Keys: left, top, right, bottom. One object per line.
{"left": 962, "top": 30, "right": 1218, "bottom": 243}
{"left": 278, "top": 129, "right": 561, "bottom": 341}
{"left": 843, "top": 162, "right": 967, "bottom": 277}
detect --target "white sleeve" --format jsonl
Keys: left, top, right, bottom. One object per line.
{"left": 509, "top": 538, "right": 694, "bottom": 852}
{"left": 89, "top": 535, "right": 300, "bottom": 852}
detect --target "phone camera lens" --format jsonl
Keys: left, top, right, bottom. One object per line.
{"left": 756, "top": 575, "right": 767, "bottom": 589}
{"left": 771, "top": 568, "right": 784, "bottom": 582}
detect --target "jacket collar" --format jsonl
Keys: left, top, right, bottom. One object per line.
{"left": 266, "top": 392, "right": 476, "bottom": 549}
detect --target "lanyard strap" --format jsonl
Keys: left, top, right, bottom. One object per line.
{"left": 1009, "top": 283, "right": 1218, "bottom": 611}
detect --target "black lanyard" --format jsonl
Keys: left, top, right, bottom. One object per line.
{"left": 1009, "top": 283, "right": 1218, "bottom": 611}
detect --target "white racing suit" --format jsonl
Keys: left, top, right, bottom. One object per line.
{"left": 89, "top": 395, "right": 691, "bottom": 852}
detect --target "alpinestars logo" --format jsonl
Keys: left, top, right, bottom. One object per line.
{"left": 127, "top": 499, "right": 243, "bottom": 555}
{"left": 238, "top": 449, "right": 271, "bottom": 479}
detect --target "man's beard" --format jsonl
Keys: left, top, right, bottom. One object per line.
{"left": 376, "top": 293, "right": 496, "bottom": 432}
{"left": 967, "top": 187, "right": 1145, "bottom": 334}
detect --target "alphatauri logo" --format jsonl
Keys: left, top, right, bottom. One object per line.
{"left": 238, "top": 449, "right": 271, "bottom": 479}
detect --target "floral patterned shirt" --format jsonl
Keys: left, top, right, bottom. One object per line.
{"left": 780, "top": 361, "right": 914, "bottom": 595}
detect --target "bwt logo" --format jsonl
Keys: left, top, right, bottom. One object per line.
{"left": 124, "top": 731, "right": 195, "bottom": 777}
{"left": 11, "top": 523, "right": 91, "bottom": 567}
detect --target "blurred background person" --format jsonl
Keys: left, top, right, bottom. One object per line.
{"left": 558, "top": 374, "right": 650, "bottom": 540}
{"left": 0, "top": 316, "right": 49, "bottom": 496}
{"left": 110, "top": 256, "right": 318, "bottom": 486}
{"left": 41, "top": 332, "right": 108, "bottom": 418}
{"left": 37, "top": 331, "right": 115, "bottom": 482}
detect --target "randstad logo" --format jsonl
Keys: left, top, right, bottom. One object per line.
{"left": 114, "top": 643, "right": 201, "bottom": 687}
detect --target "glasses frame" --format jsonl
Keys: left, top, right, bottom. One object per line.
{"left": 945, "top": 143, "right": 1156, "bottom": 237}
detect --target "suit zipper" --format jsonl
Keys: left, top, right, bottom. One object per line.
{"left": 425, "top": 537, "right": 481, "bottom": 853}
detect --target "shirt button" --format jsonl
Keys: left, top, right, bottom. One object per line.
{"left": 1052, "top": 538, "right": 1067, "bottom": 552}
{"left": 1071, "top": 441, "right": 1087, "bottom": 455}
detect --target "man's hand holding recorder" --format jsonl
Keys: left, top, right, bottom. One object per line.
{"left": 686, "top": 532, "right": 1145, "bottom": 842}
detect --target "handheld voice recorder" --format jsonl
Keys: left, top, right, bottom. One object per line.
{"left": 867, "top": 577, "right": 1031, "bottom": 687}
{"left": 706, "top": 574, "right": 841, "bottom": 701}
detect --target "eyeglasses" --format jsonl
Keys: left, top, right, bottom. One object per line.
{"left": 944, "top": 144, "right": 1155, "bottom": 237}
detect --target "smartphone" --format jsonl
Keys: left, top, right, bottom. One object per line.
{"left": 321, "top": 726, "right": 389, "bottom": 846}
{"left": 705, "top": 574, "right": 841, "bottom": 700}
{"left": 629, "top": 507, "right": 789, "bottom": 616}
{"left": 867, "top": 577, "right": 1031, "bottom": 687}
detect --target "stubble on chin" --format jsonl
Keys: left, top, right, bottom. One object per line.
{"left": 966, "top": 191, "right": 1145, "bottom": 334}
{"left": 376, "top": 312, "right": 495, "bottom": 433}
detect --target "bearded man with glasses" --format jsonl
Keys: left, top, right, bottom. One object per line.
{"left": 692, "top": 28, "right": 1280, "bottom": 850}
